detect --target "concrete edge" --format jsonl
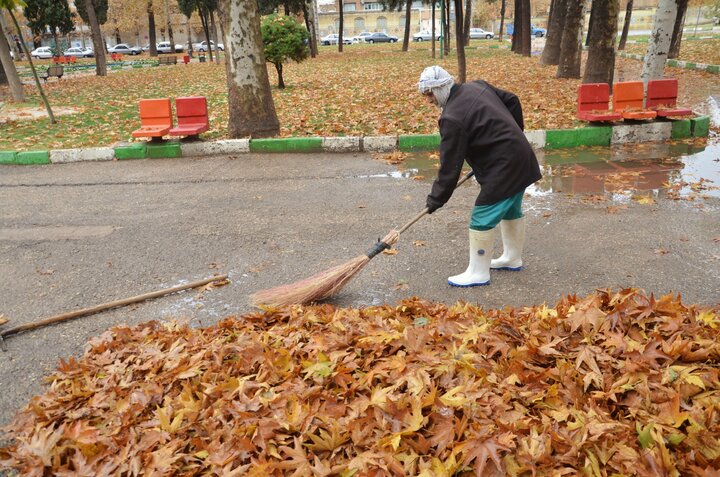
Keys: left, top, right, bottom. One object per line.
{"left": 1, "top": 119, "right": 710, "bottom": 164}
{"left": 618, "top": 51, "right": 719, "bottom": 74}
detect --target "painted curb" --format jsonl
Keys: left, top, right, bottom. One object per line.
{"left": 399, "top": 134, "right": 441, "bottom": 152}
{"left": 181, "top": 139, "right": 250, "bottom": 157}
{"left": 2, "top": 118, "right": 711, "bottom": 165}
{"left": 50, "top": 147, "right": 115, "bottom": 164}
{"left": 16, "top": 151, "right": 50, "bottom": 165}
{"left": 671, "top": 119, "right": 692, "bottom": 139}
{"left": 546, "top": 126, "right": 612, "bottom": 149}
{"left": 363, "top": 136, "right": 398, "bottom": 153}
{"left": 611, "top": 122, "right": 672, "bottom": 144}
{"left": 618, "top": 51, "right": 719, "bottom": 74}
{"left": 691, "top": 116, "right": 710, "bottom": 137}
{"left": 322, "top": 136, "right": 361, "bottom": 153}
{"left": 249, "top": 137, "right": 323, "bottom": 153}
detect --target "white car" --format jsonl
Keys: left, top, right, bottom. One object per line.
{"left": 413, "top": 30, "right": 442, "bottom": 42}
{"left": 157, "top": 41, "right": 184, "bottom": 53}
{"left": 108, "top": 43, "right": 142, "bottom": 55}
{"left": 320, "top": 34, "right": 352, "bottom": 45}
{"left": 469, "top": 28, "right": 494, "bottom": 39}
{"left": 351, "top": 31, "right": 373, "bottom": 43}
{"left": 30, "top": 46, "right": 53, "bottom": 59}
{"left": 194, "top": 41, "right": 223, "bottom": 52}
{"left": 64, "top": 47, "right": 93, "bottom": 58}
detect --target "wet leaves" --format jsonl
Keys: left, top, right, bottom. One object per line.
{"left": 1, "top": 289, "right": 720, "bottom": 475}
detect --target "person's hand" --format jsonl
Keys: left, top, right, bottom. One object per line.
{"left": 426, "top": 196, "right": 442, "bottom": 214}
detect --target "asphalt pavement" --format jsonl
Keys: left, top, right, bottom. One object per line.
{"left": 1, "top": 152, "right": 719, "bottom": 427}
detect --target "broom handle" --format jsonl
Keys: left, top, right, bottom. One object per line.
{"left": 397, "top": 169, "right": 475, "bottom": 234}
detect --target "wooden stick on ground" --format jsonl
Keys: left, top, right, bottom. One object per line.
{"left": 0, "top": 275, "right": 229, "bottom": 351}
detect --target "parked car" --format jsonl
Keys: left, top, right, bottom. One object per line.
{"left": 351, "top": 31, "right": 374, "bottom": 43}
{"left": 30, "top": 46, "right": 53, "bottom": 59}
{"left": 194, "top": 40, "right": 223, "bottom": 51}
{"left": 469, "top": 28, "right": 494, "bottom": 39}
{"left": 320, "top": 33, "right": 352, "bottom": 45}
{"left": 108, "top": 43, "right": 142, "bottom": 55}
{"left": 157, "top": 41, "right": 184, "bottom": 53}
{"left": 412, "top": 30, "right": 442, "bottom": 42}
{"left": 364, "top": 32, "right": 398, "bottom": 43}
{"left": 505, "top": 24, "right": 546, "bottom": 37}
{"left": 64, "top": 47, "right": 94, "bottom": 58}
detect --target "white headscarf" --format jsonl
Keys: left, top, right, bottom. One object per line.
{"left": 417, "top": 65, "right": 454, "bottom": 108}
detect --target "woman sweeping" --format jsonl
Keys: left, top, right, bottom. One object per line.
{"left": 418, "top": 65, "right": 542, "bottom": 287}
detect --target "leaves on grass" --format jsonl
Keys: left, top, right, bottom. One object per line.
{"left": 1, "top": 289, "right": 720, "bottom": 475}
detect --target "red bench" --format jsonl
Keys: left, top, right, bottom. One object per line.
{"left": 169, "top": 97, "right": 209, "bottom": 138}
{"left": 577, "top": 83, "right": 623, "bottom": 122}
{"left": 646, "top": 78, "right": 693, "bottom": 118}
{"left": 132, "top": 98, "right": 173, "bottom": 139}
{"left": 613, "top": 81, "right": 657, "bottom": 120}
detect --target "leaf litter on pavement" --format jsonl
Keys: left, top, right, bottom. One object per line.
{"left": 1, "top": 288, "right": 720, "bottom": 475}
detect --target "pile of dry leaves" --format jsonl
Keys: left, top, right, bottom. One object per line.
{"left": 2, "top": 289, "right": 719, "bottom": 476}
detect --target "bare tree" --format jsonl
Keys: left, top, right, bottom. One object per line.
{"left": 84, "top": 0, "right": 107, "bottom": 76}
{"left": 216, "top": 0, "right": 279, "bottom": 138}
{"left": 583, "top": 0, "right": 619, "bottom": 87}
{"left": 338, "top": 0, "right": 343, "bottom": 52}
{"left": 303, "top": 0, "right": 318, "bottom": 57}
{"left": 618, "top": 0, "right": 633, "bottom": 50}
{"left": 454, "top": 0, "right": 466, "bottom": 82}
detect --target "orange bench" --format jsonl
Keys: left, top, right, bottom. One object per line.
{"left": 132, "top": 98, "right": 173, "bottom": 139}
{"left": 110, "top": 53, "right": 123, "bottom": 61}
{"left": 646, "top": 78, "right": 693, "bottom": 118}
{"left": 613, "top": 81, "right": 657, "bottom": 120}
{"left": 576, "top": 83, "right": 623, "bottom": 122}
{"left": 169, "top": 97, "right": 209, "bottom": 138}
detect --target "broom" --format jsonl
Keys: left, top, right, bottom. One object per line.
{"left": 250, "top": 170, "right": 475, "bottom": 307}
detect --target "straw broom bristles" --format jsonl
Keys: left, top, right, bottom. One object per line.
{"left": 251, "top": 230, "right": 400, "bottom": 307}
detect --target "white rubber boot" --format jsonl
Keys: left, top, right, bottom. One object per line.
{"left": 490, "top": 217, "right": 525, "bottom": 271}
{"left": 448, "top": 228, "right": 494, "bottom": 287}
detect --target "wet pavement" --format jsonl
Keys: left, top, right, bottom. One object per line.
{"left": 1, "top": 138, "right": 719, "bottom": 428}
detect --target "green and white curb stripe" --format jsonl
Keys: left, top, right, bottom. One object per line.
{"left": 618, "top": 52, "right": 719, "bottom": 74}
{"left": 0, "top": 117, "right": 711, "bottom": 165}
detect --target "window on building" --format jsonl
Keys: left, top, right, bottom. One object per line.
{"left": 377, "top": 16, "right": 387, "bottom": 31}
{"left": 364, "top": 2, "right": 382, "bottom": 11}
{"left": 354, "top": 17, "right": 365, "bottom": 31}
{"left": 399, "top": 15, "right": 406, "bottom": 28}
{"left": 344, "top": 3, "right": 356, "bottom": 11}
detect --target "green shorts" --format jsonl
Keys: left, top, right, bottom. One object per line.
{"left": 469, "top": 190, "right": 525, "bottom": 231}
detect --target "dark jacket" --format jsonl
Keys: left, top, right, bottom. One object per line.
{"left": 427, "top": 81, "right": 542, "bottom": 209}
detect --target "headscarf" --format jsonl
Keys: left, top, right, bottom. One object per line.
{"left": 417, "top": 65, "right": 454, "bottom": 108}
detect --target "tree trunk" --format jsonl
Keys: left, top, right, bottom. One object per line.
{"left": 463, "top": 0, "right": 472, "bottom": 46}
{"left": 8, "top": 9, "right": 54, "bottom": 123}
{"left": 198, "top": 6, "right": 213, "bottom": 62}
{"left": 668, "top": 0, "right": 688, "bottom": 59}
{"left": 431, "top": 1, "right": 436, "bottom": 58}
{"left": 52, "top": 29, "right": 60, "bottom": 56}
{"left": 0, "top": 21, "right": 24, "bottom": 101}
{"left": 186, "top": 15, "right": 193, "bottom": 56}
{"left": 148, "top": 2, "right": 158, "bottom": 56}
{"left": 454, "top": 0, "right": 466, "bottom": 82}
{"left": 499, "top": 0, "right": 506, "bottom": 42}
{"left": 585, "top": 1, "right": 594, "bottom": 46}
{"left": 519, "top": 0, "right": 531, "bottom": 56}
{"left": 0, "top": 59, "right": 6, "bottom": 85}
{"left": 511, "top": 0, "right": 520, "bottom": 51}
{"left": 618, "top": 0, "right": 633, "bottom": 50}
{"left": 217, "top": 0, "right": 279, "bottom": 138}
{"left": 165, "top": 0, "right": 175, "bottom": 56}
{"left": 303, "top": 0, "right": 318, "bottom": 57}
{"left": 402, "top": 0, "right": 411, "bottom": 51}
{"left": 338, "top": 0, "right": 343, "bottom": 52}
{"left": 641, "top": 0, "right": 677, "bottom": 84}
{"left": 114, "top": 28, "right": 122, "bottom": 43}
{"left": 556, "top": 0, "right": 584, "bottom": 78}
{"left": 583, "top": 0, "right": 618, "bottom": 87}
{"left": 84, "top": 0, "right": 107, "bottom": 76}
{"left": 275, "top": 62, "right": 284, "bottom": 88}
{"left": 541, "top": 0, "right": 567, "bottom": 64}
{"left": 443, "top": 0, "right": 450, "bottom": 54}
{"left": 210, "top": 9, "right": 219, "bottom": 64}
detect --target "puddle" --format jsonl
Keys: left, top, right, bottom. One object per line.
{"left": 378, "top": 139, "right": 719, "bottom": 202}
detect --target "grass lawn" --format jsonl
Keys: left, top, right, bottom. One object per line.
{"left": 1, "top": 41, "right": 718, "bottom": 152}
